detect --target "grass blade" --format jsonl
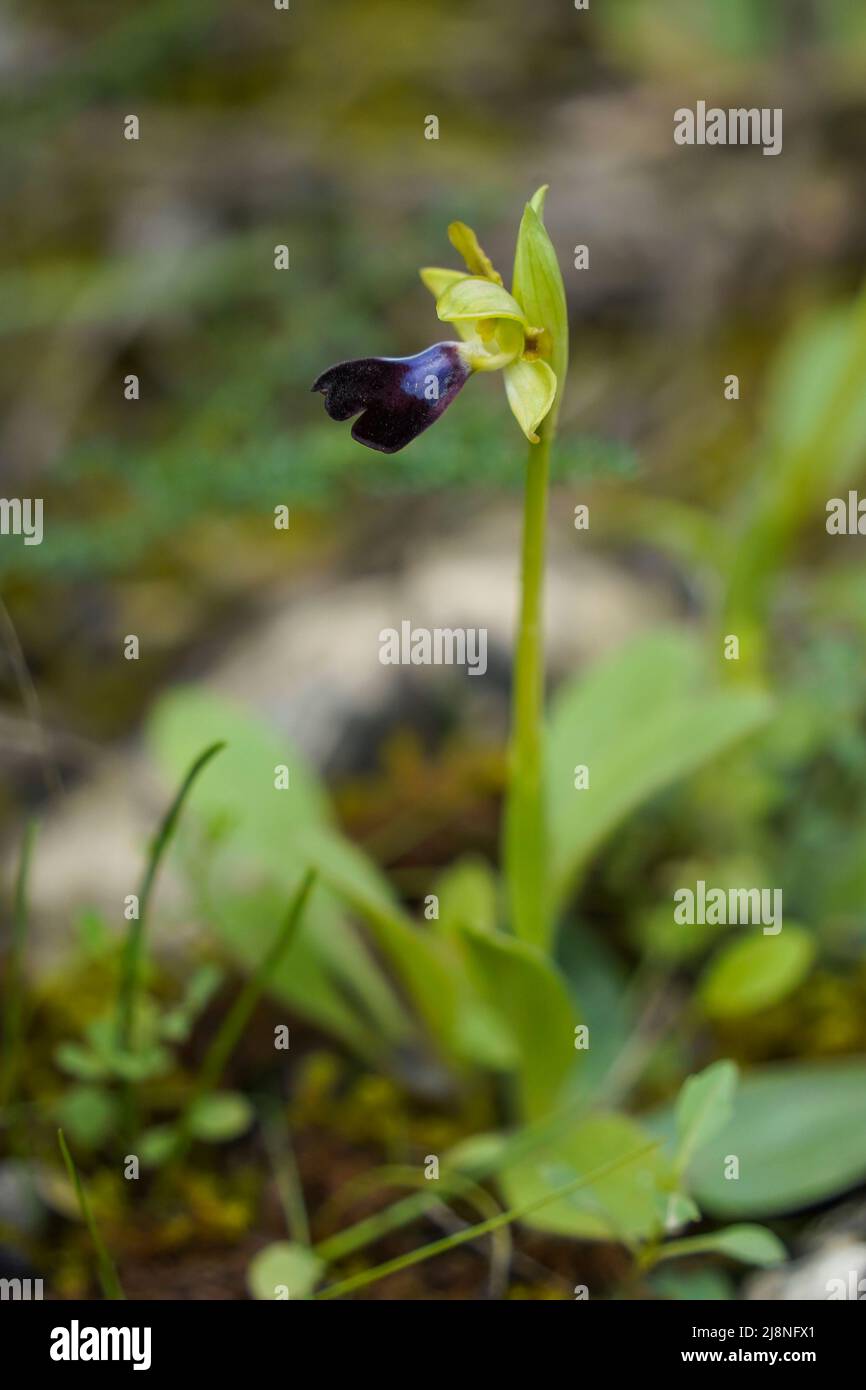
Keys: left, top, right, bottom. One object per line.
{"left": 115, "top": 740, "right": 225, "bottom": 1049}
{"left": 57, "top": 1128, "right": 125, "bottom": 1300}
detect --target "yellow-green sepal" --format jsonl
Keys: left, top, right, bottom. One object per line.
{"left": 511, "top": 186, "right": 568, "bottom": 425}
{"left": 447, "top": 222, "right": 503, "bottom": 284}
{"left": 419, "top": 266, "right": 470, "bottom": 300}
{"left": 437, "top": 277, "right": 527, "bottom": 327}
{"left": 504, "top": 357, "right": 557, "bottom": 443}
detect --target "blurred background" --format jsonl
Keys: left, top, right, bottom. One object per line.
{"left": 3, "top": 0, "right": 866, "bottom": 1300}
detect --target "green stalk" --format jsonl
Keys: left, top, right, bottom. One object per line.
{"left": 115, "top": 741, "right": 225, "bottom": 1051}
{"left": 315, "top": 1139, "right": 659, "bottom": 1300}
{"left": 0, "top": 820, "right": 37, "bottom": 1109}
{"left": 58, "top": 1128, "right": 125, "bottom": 1300}
{"left": 504, "top": 423, "right": 552, "bottom": 947}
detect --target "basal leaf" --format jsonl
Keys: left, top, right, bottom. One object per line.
{"left": 148, "top": 690, "right": 412, "bottom": 1056}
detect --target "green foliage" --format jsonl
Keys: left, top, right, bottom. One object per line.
{"left": 149, "top": 689, "right": 413, "bottom": 1057}
{"left": 546, "top": 631, "right": 772, "bottom": 916}
{"left": 652, "top": 1058, "right": 866, "bottom": 1217}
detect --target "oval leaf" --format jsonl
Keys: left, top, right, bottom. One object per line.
{"left": 698, "top": 925, "right": 815, "bottom": 1020}
{"left": 247, "top": 1241, "right": 324, "bottom": 1301}
{"left": 188, "top": 1091, "right": 254, "bottom": 1143}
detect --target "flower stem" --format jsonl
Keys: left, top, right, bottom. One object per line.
{"left": 504, "top": 423, "right": 552, "bottom": 947}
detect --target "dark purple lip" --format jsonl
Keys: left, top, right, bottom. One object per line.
{"left": 312, "top": 342, "right": 470, "bottom": 453}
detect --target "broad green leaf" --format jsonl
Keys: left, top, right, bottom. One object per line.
{"left": 148, "top": 690, "right": 411, "bottom": 1056}
{"left": 547, "top": 631, "right": 772, "bottom": 913}
{"left": 188, "top": 1091, "right": 254, "bottom": 1142}
{"left": 499, "top": 1113, "right": 673, "bottom": 1242}
{"left": 503, "top": 357, "right": 557, "bottom": 443}
{"left": 511, "top": 190, "right": 568, "bottom": 420}
{"left": 436, "top": 277, "right": 526, "bottom": 326}
{"left": 675, "top": 1060, "right": 738, "bottom": 1176}
{"left": 446, "top": 221, "right": 503, "bottom": 283}
{"left": 698, "top": 925, "right": 815, "bottom": 1019}
{"left": 247, "top": 1241, "right": 324, "bottom": 1301}
{"left": 650, "top": 1057, "right": 866, "bottom": 1216}
{"left": 658, "top": 1224, "right": 786, "bottom": 1268}
{"left": 458, "top": 923, "right": 579, "bottom": 1121}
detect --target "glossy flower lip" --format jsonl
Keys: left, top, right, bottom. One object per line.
{"left": 312, "top": 342, "right": 470, "bottom": 454}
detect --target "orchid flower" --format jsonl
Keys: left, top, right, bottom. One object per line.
{"left": 313, "top": 187, "right": 567, "bottom": 454}
{"left": 313, "top": 188, "right": 568, "bottom": 949}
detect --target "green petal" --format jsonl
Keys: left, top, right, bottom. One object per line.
{"left": 503, "top": 357, "right": 557, "bottom": 443}
{"left": 419, "top": 266, "right": 470, "bottom": 299}
{"left": 463, "top": 318, "right": 525, "bottom": 373}
{"left": 437, "top": 277, "right": 527, "bottom": 326}
{"left": 511, "top": 189, "right": 568, "bottom": 426}
{"left": 447, "top": 222, "right": 503, "bottom": 284}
